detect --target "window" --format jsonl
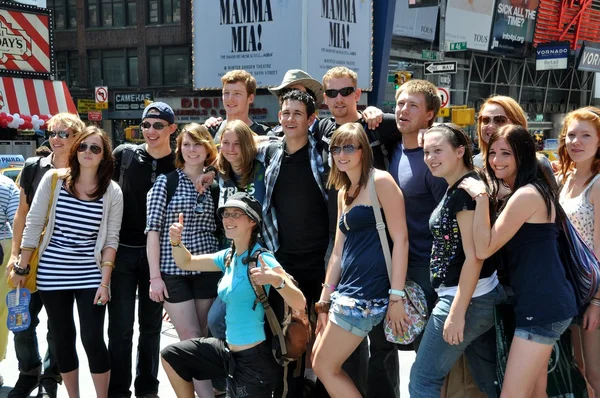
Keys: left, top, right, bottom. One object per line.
{"left": 47, "top": 0, "right": 77, "bottom": 30}
{"left": 88, "top": 49, "right": 137, "bottom": 87}
{"left": 55, "top": 51, "right": 80, "bottom": 87}
{"left": 148, "top": 46, "right": 190, "bottom": 86}
{"left": 147, "top": 0, "right": 180, "bottom": 24}
{"left": 88, "top": 0, "right": 135, "bottom": 27}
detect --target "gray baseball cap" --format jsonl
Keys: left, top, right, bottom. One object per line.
{"left": 269, "top": 69, "right": 324, "bottom": 107}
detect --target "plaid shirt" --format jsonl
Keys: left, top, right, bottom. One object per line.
{"left": 145, "top": 169, "right": 219, "bottom": 275}
{"left": 256, "top": 133, "right": 327, "bottom": 252}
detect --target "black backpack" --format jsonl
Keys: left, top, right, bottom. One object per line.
{"left": 20, "top": 156, "right": 42, "bottom": 205}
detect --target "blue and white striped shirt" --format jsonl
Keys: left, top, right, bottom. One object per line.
{"left": 0, "top": 174, "right": 19, "bottom": 240}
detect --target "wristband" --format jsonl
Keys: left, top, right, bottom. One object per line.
{"left": 389, "top": 288, "right": 406, "bottom": 299}
{"left": 101, "top": 261, "right": 115, "bottom": 269}
{"left": 473, "top": 192, "right": 488, "bottom": 200}
{"left": 321, "top": 283, "right": 335, "bottom": 291}
{"left": 13, "top": 262, "right": 30, "bottom": 276}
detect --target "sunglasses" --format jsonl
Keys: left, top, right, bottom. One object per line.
{"left": 194, "top": 194, "right": 207, "bottom": 216}
{"left": 222, "top": 211, "right": 246, "bottom": 219}
{"left": 140, "top": 121, "right": 169, "bottom": 130}
{"left": 77, "top": 142, "right": 102, "bottom": 155}
{"left": 479, "top": 115, "right": 509, "bottom": 126}
{"left": 48, "top": 130, "right": 70, "bottom": 139}
{"left": 151, "top": 160, "right": 157, "bottom": 183}
{"left": 324, "top": 86, "right": 356, "bottom": 98}
{"left": 330, "top": 144, "right": 362, "bottom": 156}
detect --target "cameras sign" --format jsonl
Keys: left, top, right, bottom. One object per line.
{"left": 0, "top": 5, "right": 52, "bottom": 77}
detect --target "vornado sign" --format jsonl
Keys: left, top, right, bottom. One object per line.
{"left": 577, "top": 42, "right": 600, "bottom": 72}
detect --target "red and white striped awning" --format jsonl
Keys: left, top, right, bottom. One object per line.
{"left": 0, "top": 77, "right": 77, "bottom": 118}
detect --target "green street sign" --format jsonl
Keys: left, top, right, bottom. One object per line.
{"left": 422, "top": 50, "right": 439, "bottom": 60}
{"left": 447, "top": 42, "right": 467, "bottom": 51}
{"left": 388, "top": 74, "right": 395, "bottom": 83}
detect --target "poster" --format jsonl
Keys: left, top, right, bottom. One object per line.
{"left": 393, "top": 0, "right": 438, "bottom": 42}
{"left": 445, "top": 0, "right": 495, "bottom": 51}
{"left": 192, "top": 1, "right": 303, "bottom": 89}
{"left": 489, "top": 0, "right": 538, "bottom": 56}
{"left": 306, "top": 0, "right": 373, "bottom": 90}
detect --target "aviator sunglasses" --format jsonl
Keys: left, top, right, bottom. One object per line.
{"left": 48, "top": 130, "right": 70, "bottom": 139}
{"left": 478, "top": 115, "right": 509, "bottom": 126}
{"left": 140, "top": 121, "right": 169, "bottom": 130}
{"left": 330, "top": 144, "right": 362, "bottom": 155}
{"left": 194, "top": 194, "right": 207, "bottom": 215}
{"left": 77, "top": 142, "right": 103, "bottom": 155}
{"left": 324, "top": 86, "right": 356, "bottom": 99}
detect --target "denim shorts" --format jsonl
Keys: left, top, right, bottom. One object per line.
{"left": 514, "top": 318, "right": 572, "bottom": 346}
{"left": 329, "top": 309, "right": 386, "bottom": 338}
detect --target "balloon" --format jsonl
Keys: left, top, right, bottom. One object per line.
{"left": 0, "top": 120, "right": 8, "bottom": 128}
{"left": 0, "top": 112, "right": 6, "bottom": 119}
{"left": 6, "top": 116, "right": 13, "bottom": 122}
{"left": 23, "top": 115, "right": 31, "bottom": 122}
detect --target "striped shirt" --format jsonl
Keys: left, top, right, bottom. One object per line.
{"left": 0, "top": 174, "right": 18, "bottom": 240}
{"left": 37, "top": 186, "right": 104, "bottom": 291}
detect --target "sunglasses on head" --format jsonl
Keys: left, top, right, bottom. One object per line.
{"left": 324, "top": 86, "right": 356, "bottom": 99}
{"left": 48, "top": 130, "right": 70, "bottom": 139}
{"left": 77, "top": 142, "right": 103, "bottom": 155}
{"left": 222, "top": 211, "right": 246, "bottom": 219}
{"left": 140, "top": 121, "right": 169, "bottom": 130}
{"left": 194, "top": 194, "right": 207, "bottom": 216}
{"left": 479, "top": 115, "right": 509, "bottom": 126}
{"left": 330, "top": 144, "right": 361, "bottom": 155}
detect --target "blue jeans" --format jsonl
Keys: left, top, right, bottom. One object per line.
{"left": 13, "top": 290, "right": 61, "bottom": 382}
{"left": 108, "top": 246, "right": 162, "bottom": 397}
{"left": 409, "top": 285, "right": 507, "bottom": 398}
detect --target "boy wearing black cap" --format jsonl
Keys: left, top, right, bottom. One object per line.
{"left": 108, "top": 102, "right": 177, "bottom": 398}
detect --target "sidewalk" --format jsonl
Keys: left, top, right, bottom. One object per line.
{"left": 0, "top": 296, "right": 415, "bottom": 397}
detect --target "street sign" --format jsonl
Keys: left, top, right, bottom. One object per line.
{"left": 438, "top": 87, "right": 450, "bottom": 108}
{"left": 421, "top": 50, "right": 439, "bottom": 61}
{"left": 437, "top": 108, "right": 450, "bottom": 117}
{"left": 446, "top": 42, "right": 467, "bottom": 52}
{"left": 88, "top": 111, "right": 103, "bottom": 121}
{"left": 95, "top": 86, "right": 108, "bottom": 104}
{"left": 77, "top": 99, "right": 97, "bottom": 113}
{"left": 439, "top": 75, "right": 452, "bottom": 85}
{"left": 424, "top": 61, "right": 457, "bottom": 75}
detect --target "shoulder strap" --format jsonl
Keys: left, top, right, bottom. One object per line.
{"left": 368, "top": 171, "right": 393, "bottom": 281}
{"left": 40, "top": 171, "right": 59, "bottom": 239}
{"left": 246, "top": 249, "right": 288, "bottom": 357}
{"left": 584, "top": 174, "right": 600, "bottom": 203}
{"left": 118, "top": 146, "right": 136, "bottom": 188}
{"left": 165, "top": 170, "right": 180, "bottom": 206}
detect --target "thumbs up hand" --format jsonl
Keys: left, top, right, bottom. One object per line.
{"left": 169, "top": 213, "right": 184, "bottom": 245}
{"left": 250, "top": 254, "right": 283, "bottom": 287}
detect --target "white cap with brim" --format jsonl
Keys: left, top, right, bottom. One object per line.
{"left": 217, "top": 193, "right": 262, "bottom": 225}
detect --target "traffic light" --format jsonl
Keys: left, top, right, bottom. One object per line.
{"left": 394, "top": 71, "right": 412, "bottom": 89}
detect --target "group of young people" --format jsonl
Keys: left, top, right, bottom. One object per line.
{"left": 0, "top": 63, "right": 597, "bottom": 398}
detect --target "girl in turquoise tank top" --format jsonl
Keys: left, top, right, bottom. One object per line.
{"left": 557, "top": 106, "right": 600, "bottom": 396}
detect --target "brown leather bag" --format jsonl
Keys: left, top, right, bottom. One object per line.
{"left": 247, "top": 249, "right": 311, "bottom": 364}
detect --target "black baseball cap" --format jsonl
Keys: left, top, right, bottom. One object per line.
{"left": 218, "top": 192, "right": 262, "bottom": 224}
{"left": 142, "top": 101, "right": 175, "bottom": 124}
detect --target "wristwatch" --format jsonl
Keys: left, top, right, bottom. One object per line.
{"left": 13, "top": 262, "right": 30, "bottom": 276}
{"left": 314, "top": 301, "right": 331, "bottom": 314}
{"left": 275, "top": 277, "right": 286, "bottom": 290}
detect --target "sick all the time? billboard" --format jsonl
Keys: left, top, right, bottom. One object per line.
{"left": 0, "top": 1, "right": 52, "bottom": 78}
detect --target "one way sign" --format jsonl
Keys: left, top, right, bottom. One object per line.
{"left": 424, "top": 61, "right": 458, "bottom": 75}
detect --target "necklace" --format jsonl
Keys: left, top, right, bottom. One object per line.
{"left": 501, "top": 180, "right": 511, "bottom": 190}
{"left": 344, "top": 185, "right": 361, "bottom": 206}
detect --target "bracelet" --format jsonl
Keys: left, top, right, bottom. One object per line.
{"left": 591, "top": 301, "right": 600, "bottom": 308}
{"left": 389, "top": 299, "right": 402, "bottom": 306}
{"left": 321, "top": 283, "right": 335, "bottom": 291}
{"left": 13, "top": 262, "right": 30, "bottom": 276}
{"left": 150, "top": 276, "right": 161, "bottom": 282}
{"left": 170, "top": 239, "right": 181, "bottom": 247}
{"left": 473, "top": 192, "right": 488, "bottom": 200}
{"left": 101, "top": 261, "right": 114, "bottom": 269}
{"left": 389, "top": 288, "right": 406, "bottom": 299}
{"left": 100, "top": 283, "right": 109, "bottom": 289}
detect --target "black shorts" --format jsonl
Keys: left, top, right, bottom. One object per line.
{"left": 162, "top": 272, "right": 222, "bottom": 303}
{"left": 161, "top": 338, "right": 282, "bottom": 398}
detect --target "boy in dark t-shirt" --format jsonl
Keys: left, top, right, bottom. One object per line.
{"left": 108, "top": 102, "right": 177, "bottom": 398}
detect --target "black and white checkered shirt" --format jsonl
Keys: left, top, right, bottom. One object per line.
{"left": 146, "top": 169, "right": 219, "bottom": 275}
